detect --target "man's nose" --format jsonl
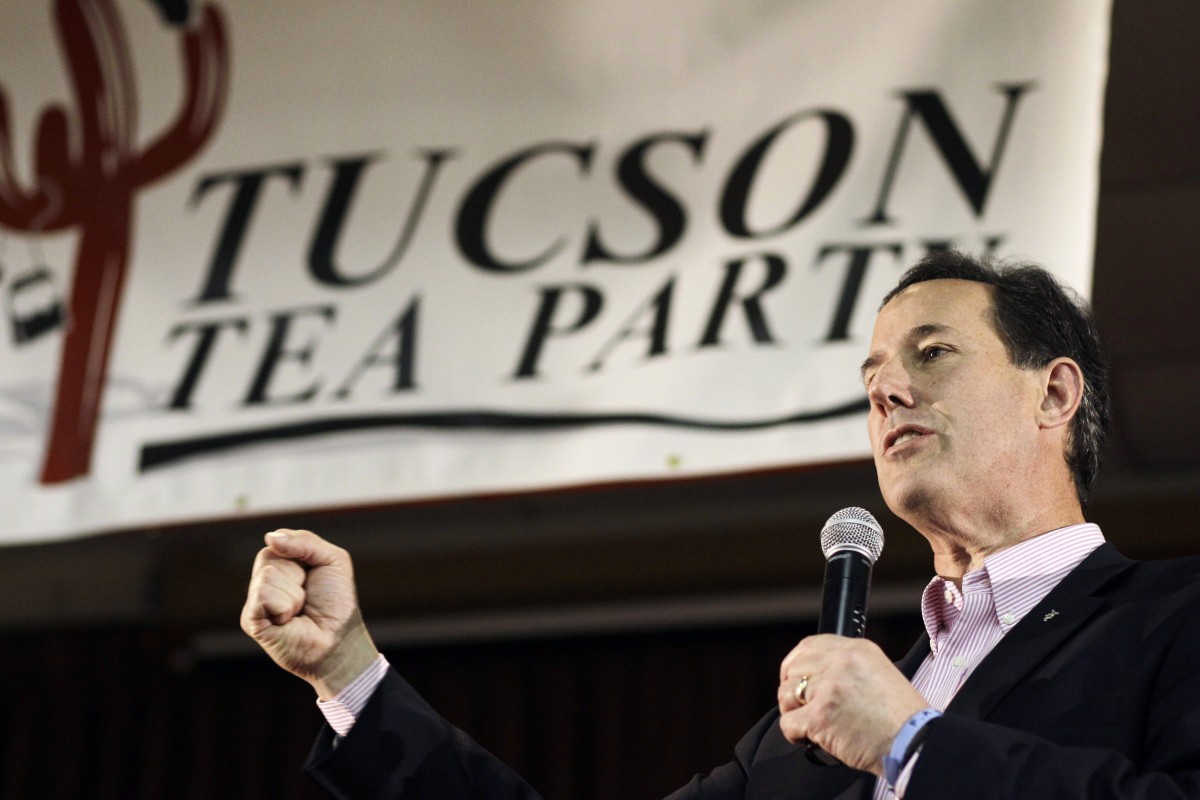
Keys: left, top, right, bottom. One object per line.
{"left": 868, "top": 359, "right": 915, "bottom": 412}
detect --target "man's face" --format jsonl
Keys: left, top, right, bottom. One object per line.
{"left": 861, "top": 279, "right": 1045, "bottom": 521}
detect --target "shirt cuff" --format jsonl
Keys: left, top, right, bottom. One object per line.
{"left": 315, "top": 653, "right": 390, "bottom": 737}
{"left": 883, "top": 708, "right": 941, "bottom": 788}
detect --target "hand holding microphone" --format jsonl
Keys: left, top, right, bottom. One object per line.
{"left": 776, "top": 508, "right": 928, "bottom": 776}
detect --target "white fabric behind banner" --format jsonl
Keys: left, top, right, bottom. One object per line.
{"left": 0, "top": 0, "right": 1109, "bottom": 542}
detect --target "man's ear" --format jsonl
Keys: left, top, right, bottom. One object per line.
{"left": 1038, "top": 358, "right": 1084, "bottom": 430}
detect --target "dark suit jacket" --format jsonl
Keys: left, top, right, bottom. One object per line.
{"left": 305, "top": 544, "right": 1200, "bottom": 799}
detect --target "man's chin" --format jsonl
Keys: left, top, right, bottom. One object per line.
{"left": 900, "top": 488, "right": 939, "bottom": 517}
{"left": 879, "top": 479, "right": 939, "bottom": 521}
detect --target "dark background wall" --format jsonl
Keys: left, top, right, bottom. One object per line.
{"left": 2, "top": 2, "right": 1198, "bottom": 797}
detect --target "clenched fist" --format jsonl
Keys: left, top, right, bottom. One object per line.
{"left": 240, "top": 529, "right": 379, "bottom": 699}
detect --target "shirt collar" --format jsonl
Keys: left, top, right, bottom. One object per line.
{"left": 920, "top": 523, "right": 1105, "bottom": 648}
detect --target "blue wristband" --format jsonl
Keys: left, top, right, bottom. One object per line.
{"left": 883, "top": 708, "right": 941, "bottom": 787}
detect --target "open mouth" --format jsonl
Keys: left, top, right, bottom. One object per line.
{"left": 883, "top": 425, "right": 935, "bottom": 454}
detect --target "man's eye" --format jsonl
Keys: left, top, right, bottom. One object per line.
{"left": 923, "top": 346, "right": 947, "bottom": 361}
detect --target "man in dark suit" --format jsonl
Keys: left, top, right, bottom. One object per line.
{"left": 242, "top": 251, "right": 1200, "bottom": 798}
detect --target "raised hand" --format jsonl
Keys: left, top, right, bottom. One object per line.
{"left": 241, "top": 529, "right": 380, "bottom": 699}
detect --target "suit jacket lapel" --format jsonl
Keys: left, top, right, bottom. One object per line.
{"left": 944, "top": 542, "right": 1134, "bottom": 720}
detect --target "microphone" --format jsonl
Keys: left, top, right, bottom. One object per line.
{"left": 807, "top": 507, "right": 884, "bottom": 766}
{"left": 817, "top": 507, "right": 884, "bottom": 637}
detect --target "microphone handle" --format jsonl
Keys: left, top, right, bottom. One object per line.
{"left": 817, "top": 549, "right": 874, "bottom": 637}
{"left": 807, "top": 548, "right": 874, "bottom": 766}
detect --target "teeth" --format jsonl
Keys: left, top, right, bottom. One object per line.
{"left": 894, "top": 430, "right": 922, "bottom": 446}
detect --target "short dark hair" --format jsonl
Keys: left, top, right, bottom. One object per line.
{"left": 881, "top": 250, "right": 1110, "bottom": 505}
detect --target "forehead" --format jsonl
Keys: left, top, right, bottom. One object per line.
{"left": 870, "top": 279, "right": 996, "bottom": 346}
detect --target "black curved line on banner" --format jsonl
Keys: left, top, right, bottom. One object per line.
{"left": 137, "top": 397, "right": 870, "bottom": 472}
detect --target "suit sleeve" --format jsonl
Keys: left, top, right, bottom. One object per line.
{"left": 304, "top": 668, "right": 544, "bottom": 800}
{"left": 303, "top": 669, "right": 786, "bottom": 800}
{"left": 660, "top": 708, "right": 773, "bottom": 800}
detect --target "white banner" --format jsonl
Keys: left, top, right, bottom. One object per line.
{"left": 0, "top": 0, "right": 1109, "bottom": 542}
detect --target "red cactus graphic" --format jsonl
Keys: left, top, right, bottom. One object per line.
{"left": 0, "top": 0, "right": 228, "bottom": 483}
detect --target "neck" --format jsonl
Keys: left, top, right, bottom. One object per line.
{"left": 913, "top": 498, "right": 1085, "bottom": 587}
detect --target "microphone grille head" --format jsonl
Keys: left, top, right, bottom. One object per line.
{"left": 820, "top": 507, "right": 884, "bottom": 563}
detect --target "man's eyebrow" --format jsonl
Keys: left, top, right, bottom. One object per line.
{"left": 911, "top": 323, "right": 954, "bottom": 339}
{"left": 859, "top": 323, "right": 956, "bottom": 383}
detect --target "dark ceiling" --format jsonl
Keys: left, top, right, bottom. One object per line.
{"left": 2, "top": 1, "right": 1197, "bottom": 649}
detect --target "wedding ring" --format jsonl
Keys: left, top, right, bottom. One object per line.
{"left": 793, "top": 675, "right": 810, "bottom": 706}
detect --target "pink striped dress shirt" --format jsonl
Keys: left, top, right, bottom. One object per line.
{"left": 874, "top": 522, "right": 1105, "bottom": 798}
